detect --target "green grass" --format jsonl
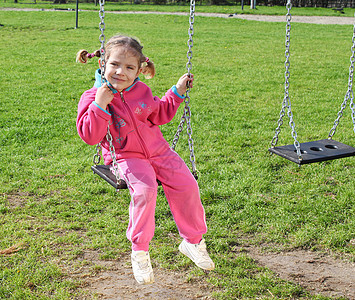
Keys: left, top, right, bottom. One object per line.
{"left": 0, "top": 8, "right": 354, "bottom": 299}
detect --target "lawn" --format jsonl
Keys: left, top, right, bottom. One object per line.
{"left": 0, "top": 6, "right": 354, "bottom": 299}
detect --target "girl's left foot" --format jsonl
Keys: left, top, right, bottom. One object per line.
{"left": 131, "top": 250, "right": 154, "bottom": 284}
{"left": 179, "top": 238, "right": 215, "bottom": 270}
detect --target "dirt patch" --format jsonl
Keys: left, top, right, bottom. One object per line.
{"left": 71, "top": 250, "right": 215, "bottom": 300}
{"left": 4, "top": 191, "right": 28, "bottom": 208}
{"left": 240, "top": 246, "right": 355, "bottom": 299}
{"left": 111, "top": 11, "right": 355, "bottom": 25}
{"left": 229, "top": 14, "right": 354, "bottom": 25}
{"left": 65, "top": 246, "right": 355, "bottom": 299}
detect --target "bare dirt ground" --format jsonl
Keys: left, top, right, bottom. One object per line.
{"left": 71, "top": 250, "right": 216, "bottom": 300}
{"left": 241, "top": 245, "right": 355, "bottom": 299}
{"left": 68, "top": 245, "right": 355, "bottom": 299}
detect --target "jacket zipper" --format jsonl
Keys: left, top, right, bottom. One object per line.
{"left": 120, "top": 92, "right": 151, "bottom": 158}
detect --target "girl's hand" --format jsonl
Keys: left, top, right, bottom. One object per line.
{"left": 95, "top": 83, "right": 114, "bottom": 110}
{"left": 175, "top": 73, "right": 194, "bottom": 96}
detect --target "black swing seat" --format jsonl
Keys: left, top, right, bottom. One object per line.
{"left": 91, "top": 165, "right": 162, "bottom": 189}
{"left": 269, "top": 139, "right": 355, "bottom": 165}
{"left": 91, "top": 165, "right": 128, "bottom": 189}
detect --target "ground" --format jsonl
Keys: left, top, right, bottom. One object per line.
{"left": 71, "top": 245, "right": 355, "bottom": 299}
{"left": 241, "top": 246, "right": 355, "bottom": 299}
{"left": 74, "top": 250, "right": 216, "bottom": 299}
{"left": 2, "top": 233, "right": 354, "bottom": 299}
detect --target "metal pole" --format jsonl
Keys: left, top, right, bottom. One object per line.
{"left": 75, "top": 0, "right": 79, "bottom": 29}
{"left": 250, "top": 0, "right": 255, "bottom": 9}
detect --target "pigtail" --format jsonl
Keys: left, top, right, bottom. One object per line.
{"left": 76, "top": 49, "right": 100, "bottom": 64}
{"left": 141, "top": 57, "right": 156, "bottom": 79}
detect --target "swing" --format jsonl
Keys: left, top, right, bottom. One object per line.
{"left": 91, "top": 0, "right": 198, "bottom": 189}
{"left": 269, "top": 0, "right": 355, "bottom": 165}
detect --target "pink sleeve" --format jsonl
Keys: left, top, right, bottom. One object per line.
{"left": 76, "top": 89, "right": 111, "bottom": 145}
{"left": 148, "top": 89, "right": 184, "bottom": 125}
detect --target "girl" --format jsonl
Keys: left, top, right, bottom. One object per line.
{"left": 76, "top": 35, "right": 214, "bottom": 285}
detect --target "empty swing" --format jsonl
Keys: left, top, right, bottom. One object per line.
{"left": 91, "top": 0, "right": 198, "bottom": 189}
{"left": 269, "top": 0, "right": 355, "bottom": 165}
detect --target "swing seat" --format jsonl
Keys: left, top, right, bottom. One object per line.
{"left": 269, "top": 139, "right": 355, "bottom": 165}
{"left": 91, "top": 165, "right": 163, "bottom": 189}
{"left": 91, "top": 165, "right": 128, "bottom": 189}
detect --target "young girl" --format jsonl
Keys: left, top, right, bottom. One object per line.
{"left": 76, "top": 35, "right": 214, "bottom": 285}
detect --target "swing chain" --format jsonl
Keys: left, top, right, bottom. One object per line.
{"left": 95, "top": 0, "right": 123, "bottom": 186}
{"left": 99, "top": 0, "right": 106, "bottom": 85}
{"left": 106, "top": 124, "right": 122, "bottom": 184}
{"left": 186, "top": 0, "right": 195, "bottom": 75}
{"left": 186, "top": 0, "right": 197, "bottom": 177}
{"left": 93, "top": 0, "right": 106, "bottom": 168}
{"left": 270, "top": 0, "right": 302, "bottom": 160}
{"left": 171, "top": 0, "right": 197, "bottom": 178}
{"left": 328, "top": 13, "right": 355, "bottom": 139}
{"left": 93, "top": 143, "right": 102, "bottom": 165}
{"left": 171, "top": 115, "right": 185, "bottom": 150}
{"left": 93, "top": 0, "right": 105, "bottom": 168}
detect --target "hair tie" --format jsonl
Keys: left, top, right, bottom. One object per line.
{"left": 145, "top": 57, "right": 150, "bottom": 63}
{"left": 87, "top": 52, "right": 96, "bottom": 59}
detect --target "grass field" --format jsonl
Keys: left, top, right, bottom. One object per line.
{"left": 0, "top": 5, "right": 354, "bottom": 299}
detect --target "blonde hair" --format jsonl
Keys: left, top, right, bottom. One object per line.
{"left": 76, "top": 49, "right": 100, "bottom": 64}
{"left": 76, "top": 35, "right": 155, "bottom": 79}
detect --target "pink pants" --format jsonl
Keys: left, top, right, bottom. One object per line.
{"left": 114, "top": 148, "right": 207, "bottom": 252}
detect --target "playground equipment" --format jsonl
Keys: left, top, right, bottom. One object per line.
{"left": 91, "top": 0, "right": 198, "bottom": 189}
{"left": 269, "top": 0, "right": 355, "bottom": 165}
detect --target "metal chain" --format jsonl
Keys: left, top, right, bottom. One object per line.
{"left": 171, "top": 0, "right": 195, "bottom": 150}
{"left": 328, "top": 13, "right": 355, "bottom": 138}
{"left": 185, "top": 0, "right": 197, "bottom": 177}
{"left": 106, "top": 124, "right": 123, "bottom": 185}
{"left": 94, "top": 0, "right": 123, "bottom": 186}
{"left": 93, "top": 143, "right": 102, "bottom": 165}
{"left": 93, "top": 0, "right": 106, "bottom": 169}
{"left": 99, "top": 0, "right": 106, "bottom": 85}
{"left": 270, "top": 0, "right": 302, "bottom": 160}
{"left": 186, "top": 0, "right": 195, "bottom": 75}
{"left": 171, "top": 111, "right": 186, "bottom": 150}
{"left": 171, "top": 0, "right": 197, "bottom": 177}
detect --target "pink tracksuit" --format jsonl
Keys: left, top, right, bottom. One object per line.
{"left": 77, "top": 78, "right": 207, "bottom": 251}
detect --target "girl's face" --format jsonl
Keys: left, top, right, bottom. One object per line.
{"left": 105, "top": 47, "right": 142, "bottom": 92}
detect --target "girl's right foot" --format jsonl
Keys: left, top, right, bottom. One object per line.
{"left": 179, "top": 238, "right": 215, "bottom": 270}
{"left": 131, "top": 250, "right": 154, "bottom": 284}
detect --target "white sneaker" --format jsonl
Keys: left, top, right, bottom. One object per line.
{"left": 131, "top": 250, "right": 154, "bottom": 285}
{"left": 179, "top": 238, "right": 215, "bottom": 270}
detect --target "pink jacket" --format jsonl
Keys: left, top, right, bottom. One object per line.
{"left": 77, "top": 80, "right": 184, "bottom": 165}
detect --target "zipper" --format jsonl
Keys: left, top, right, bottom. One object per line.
{"left": 120, "top": 92, "right": 151, "bottom": 158}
